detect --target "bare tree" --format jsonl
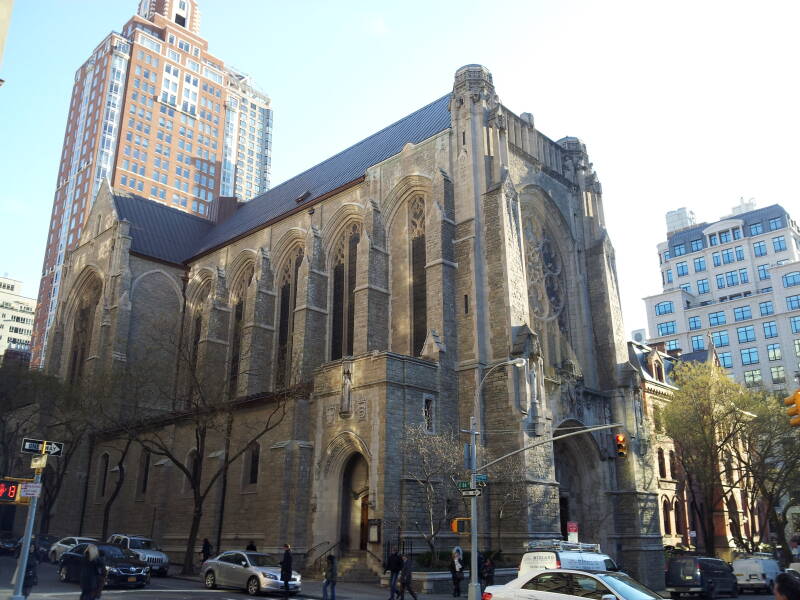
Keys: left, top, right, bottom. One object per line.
{"left": 400, "top": 423, "right": 465, "bottom": 565}
{"left": 483, "top": 450, "right": 527, "bottom": 552}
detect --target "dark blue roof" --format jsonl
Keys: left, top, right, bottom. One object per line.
{"left": 113, "top": 192, "right": 213, "bottom": 265}
{"left": 191, "top": 93, "right": 453, "bottom": 257}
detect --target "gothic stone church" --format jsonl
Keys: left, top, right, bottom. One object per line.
{"left": 45, "top": 65, "right": 665, "bottom": 586}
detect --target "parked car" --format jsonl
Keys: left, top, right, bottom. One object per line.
{"left": 48, "top": 536, "right": 98, "bottom": 563}
{"left": 107, "top": 533, "right": 169, "bottom": 576}
{"left": 732, "top": 557, "right": 781, "bottom": 593}
{"left": 520, "top": 540, "right": 621, "bottom": 574}
{"left": 665, "top": 555, "right": 738, "bottom": 598}
{"left": 0, "top": 533, "right": 17, "bottom": 555}
{"left": 58, "top": 542, "right": 150, "bottom": 588}
{"left": 202, "top": 551, "right": 302, "bottom": 596}
{"left": 483, "top": 568, "right": 663, "bottom": 600}
{"left": 14, "top": 534, "right": 60, "bottom": 561}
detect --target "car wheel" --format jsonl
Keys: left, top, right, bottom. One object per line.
{"left": 246, "top": 575, "right": 260, "bottom": 596}
{"left": 204, "top": 570, "right": 217, "bottom": 589}
{"left": 59, "top": 566, "right": 70, "bottom": 583}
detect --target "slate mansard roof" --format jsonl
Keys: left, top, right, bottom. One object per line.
{"left": 111, "top": 94, "right": 453, "bottom": 265}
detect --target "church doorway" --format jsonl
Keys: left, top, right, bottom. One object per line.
{"left": 553, "top": 421, "right": 607, "bottom": 545}
{"left": 340, "top": 453, "right": 369, "bottom": 551}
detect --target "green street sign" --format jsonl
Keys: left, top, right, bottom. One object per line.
{"left": 457, "top": 480, "right": 470, "bottom": 490}
{"left": 475, "top": 474, "right": 488, "bottom": 483}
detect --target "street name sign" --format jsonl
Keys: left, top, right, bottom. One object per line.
{"left": 475, "top": 474, "right": 488, "bottom": 483}
{"left": 20, "top": 483, "right": 42, "bottom": 498}
{"left": 21, "top": 438, "right": 64, "bottom": 457}
{"left": 461, "top": 489, "right": 481, "bottom": 497}
{"left": 457, "top": 480, "right": 471, "bottom": 490}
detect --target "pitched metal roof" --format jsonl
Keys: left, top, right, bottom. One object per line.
{"left": 112, "top": 192, "right": 214, "bottom": 265}
{"left": 190, "top": 93, "right": 453, "bottom": 257}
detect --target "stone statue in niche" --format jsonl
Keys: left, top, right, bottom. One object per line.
{"left": 340, "top": 368, "right": 353, "bottom": 418}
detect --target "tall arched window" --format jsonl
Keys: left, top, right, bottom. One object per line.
{"left": 247, "top": 443, "right": 260, "bottom": 485}
{"left": 229, "top": 265, "right": 254, "bottom": 398}
{"left": 190, "top": 312, "right": 203, "bottom": 373}
{"left": 657, "top": 448, "right": 666, "bottom": 479}
{"left": 139, "top": 449, "right": 151, "bottom": 494}
{"left": 276, "top": 248, "right": 304, "bottom": 388}
{"left": 669, "top": 450, "right": 677, "bottom": 480}
{"left": 184, "top": 449, "right": 199, "bottom": 492}
{"left": 662, "top": 498, "right": 672, "bottom": 535}
{"left": 675, "top": 498, "right": 686, "bottom": 535}
{"left": 409, "top": 197, "right": 427, "bottom": 356}
{"left": 331, "top": 223, "right": 360, "bottom": 360}
{"left": 67, "top": 279, "right": 102, "bottom": 385}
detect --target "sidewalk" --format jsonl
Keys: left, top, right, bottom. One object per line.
{"left": 172, "top": 573, "right": 458, "bottom": 599}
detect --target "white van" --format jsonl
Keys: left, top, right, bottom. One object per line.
{"left": 519, "top": 540, "right": 620, "bottom": 574}
{"left": 732, "top": 557, "right": 781, "bottom": 592}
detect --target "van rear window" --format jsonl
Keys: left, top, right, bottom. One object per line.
{"left": 668, "top": 558, "right": 699, "bottom": 581}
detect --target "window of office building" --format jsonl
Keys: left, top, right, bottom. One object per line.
{"left": 725, "top": 271, "right": 739, "bottom": 287}
{"left": 697, "top": 279, "right": 710, "bottom": 294}
{"left": 655, "top": 301, "right": 674, "bottom": 315}
{"left": 722, "top": 248, "right": 735, "bottom": 264}
{"left": 750, "top": 222, "right": 763, "bottom": 236}
{"left": 716, "top": 274, "right": 726, "bottom": 289}
{"left": 657, "top": 321, "right": 677, "bottom": 336}
{"left": 744, "top": 369, "right": 762, "bottom": 386}
{"left": 753, "top": 241, "right": 767, "bottom": 257}
{"left": 709, "top": 233, "right": 718, "bottom": 246}
{"left": 734, "top": 306, "right": 752, "bottom": 321}
{"left": 740, "top": 347, "right": 759, "bottom": 365}
{"left": 737, "top": 326, "right": 756, "bottom": 343}
{"left": 795, "top": 339, "right": 800, "bottom": 357}
{"left": 709, "top": 311, "right": 726, "bottom": 326}
{"left": 767, "top": 343, "right": 782, "bottom": 361}
{"left": 788, "top": 295, "right": 800, "bottom": 311}
{"left": 694, "top": 256, "right": 706, "bottom": 272}
{"left": 688, "top": 316, "right": 701, "bottom": 330}
{"left": 712, "top": 252, "right": 721, "bottom": 267}
{"left": 680, "top": 283, "right": 692, "bottom": 293}
{"left": 718, "top": 352, "right": 732, "bottom": 368}
{"left": 763, "top": 321, "right": 778, "bottom": 338}
{"left": 691, "top": 335, "right": 705, "bottom": 351}
{"left": 719, "top": 230, "right": 731, "bottom": 243}
{"left": 771, "top": 365, "right": 786, "bottom": 384}
{"left": 711, "top": 330, "right": 729, "bottom": 347}
{"left": 673, "top": 243, "right": 686, "bottom": 256}
{"left": 769, "top": 217, "right": 782, "bottom": 231}
{"left": 760, "top": 301, "right": 774, "bottom": 316}
{"left": 665, "top": 270, "right": 673, "bottom": 284}
{"left": 783, "top": 272, "right": 800, "bottom": 288}
{"left": 792, "top": 316, "right": 800, "bottom": 334}
{"left": 773, "top": 236, "right": 787, "bottom": 252}
{"left": 665, "top": 339, "right": 679, "bottom": 351}
{"left": 757, "top": 264, "right": 770, "bottom": 280}
{"left": 690, "top": 239, "right": 703, "bottom": 252}
{"left": 677, "top": 261, "right": 689, "bottom": 277}
{"left": 735, "top": 246, "right": 744, "bottom": 261}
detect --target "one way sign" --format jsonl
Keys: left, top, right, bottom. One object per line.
{"left": 21, "top": 438, "right": 65, "bottom": 457}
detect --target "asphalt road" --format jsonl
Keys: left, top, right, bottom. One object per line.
{"left": 0, "top": 556, "right": 312, "bottom": 599}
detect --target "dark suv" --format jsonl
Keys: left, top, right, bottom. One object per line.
{"left": 666, "top": 556, "right": 738, "bottom": 599}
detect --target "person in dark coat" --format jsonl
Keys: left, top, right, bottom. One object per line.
{"left": 385, "top": 548, "right": 403, "bottom": 600}
{"left": 280, "top": 543, "right": 293, "bottom": 597}
{"left": 399, "top": 554, "right": 418, "bottom": 600}
{"left": 246, "top": 540, "right": 257, "bottom": 551}
{"left": 21, "top": 546, "right": 38, "bottom": 599}
{"left": 481, "top": 555, "right": 495, "bottom": 590}
{"left": 80, "top": 544, "right": 105, "bottom": 600}
{"left": 322, "top": 554, "right": 337, "bottom": 600}
{"left": 449, "top": 550, "right": 464, "bottom": 598}
{"left": 201, "top": 538, "right": 213, "bottom": 562}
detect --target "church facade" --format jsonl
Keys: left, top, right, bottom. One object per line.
{"left": 44, "top": 65, "right": 666, "bottom": 586}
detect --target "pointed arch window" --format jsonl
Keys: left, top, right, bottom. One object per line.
{"left": 657, "top": 447, "right": 666, "bottom": 479}
{"left": 409, "top": 197, "right": 427, "bottom": 356}
{"left": 247, "top": 443, "right": 260, "bottom": 485}
{"left": 276, "top": 248, "right": 304, "bottom": 389}
{"left": 331, "top": 223, "right": 360, "bottom": 360}
{"left": 662, "top": 498, "right": 672, "bottom": 535}
{"left": 190, "top": 312, "right": 203, "bottom": 373}
{"left": 67, "top": 279, "right": 101, "bottom": 386}
{"left": 139, "top": 449, "right": 151, "bottom": 494}
{"left": 675, "top": 498, "right": 686, "bottom": 535}
{"left": 97, "top": 453, "right": 110, "bottom": 499}
{"left": 669, "top": 450, "right": 677, "bottom": 480}
{"left": 229, "top": 265, "right": 254, "bottom": 398}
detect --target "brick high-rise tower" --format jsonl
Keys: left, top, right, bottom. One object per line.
{"left": 31, "top": 0, "right": 273, "bottom": 367}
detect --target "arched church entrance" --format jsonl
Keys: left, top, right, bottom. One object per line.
{"left": 340, "top": 453, "right": 369, "bottom": 551}
{"left": 553, "top": 420, "right": 607, "bottom": 544}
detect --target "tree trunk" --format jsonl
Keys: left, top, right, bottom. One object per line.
{"left": 183, "top": 503, "right": 204, "bottom": 574}
{"left": 102, "top": 440, "right": 132, "bottom": 540}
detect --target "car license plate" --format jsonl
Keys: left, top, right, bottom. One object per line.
{"left": 128, "top": 576, "right": 136, "bottom": 582}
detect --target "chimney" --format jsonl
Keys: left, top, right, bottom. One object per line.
{"left": 651, "top": 341, "right": 666, "bottom": 353}
{"left": 210, "top": 195, "right": 240, "bottom": 224}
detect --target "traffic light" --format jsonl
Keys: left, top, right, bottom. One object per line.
{"left": 450, "top": 518, "right": 470, "bottom": 534}
{"left": 614, "top": 433, "right": 628, "bottom": 458}
{"left": 784, "top": 390, "right": 800, "bottom": 427}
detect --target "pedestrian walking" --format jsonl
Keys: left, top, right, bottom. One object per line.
{"left": 322, "top": 554, "right": 337, "bottom": 600}
{"left": 21, "top": 546, "right": 38, "bottom": 599}
{"left": 398, "top": 554, "right": 418, "bottom": 600}
{"left": 280, "top": 543, "right": 293, "bottom": 597}
{"left": 80, "top": 544, "right": 105, "bottom": 600}
{"left": 246, "top": 540, "right": 257, "bottom": 551}
{"left": 449, "top": 550, "right": 464, "bottom": 597}
{"left": 201, "top": 538, "right": 213, "bottom": 562}
{"left": 481, "top": 555, "right": 495, "bottom": 590}
{"left": 775, "top": 572, "right": 800, "bottom": 600}
{"left": 385, "top": 548, "right": 403, "bottom": 600}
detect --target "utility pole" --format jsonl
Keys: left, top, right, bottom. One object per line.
{"left": 467, "top": 416, "right": 480, "bottom": 600}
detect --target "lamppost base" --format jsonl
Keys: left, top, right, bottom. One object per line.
{"left": 467, "top": 582, "right": 483, "bottom": 600}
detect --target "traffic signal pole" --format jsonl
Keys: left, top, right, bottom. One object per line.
{"left": 10, "top": 454, "right": 44, "bottom": 600}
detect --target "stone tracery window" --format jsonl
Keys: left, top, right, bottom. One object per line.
{"left": 229, "top": 264, "right": 254, "bottom": 398}
{"left": 331, "top": 223, "right": 360, "bottom": 360}
{"left": 67, "top": 278, "right": 102, "bottom": 386}
{"left": 276, "top": 247, "right": 304, "bottom": 389}
{"left": 409, "top": 197, "right": 427, "bottom": 356}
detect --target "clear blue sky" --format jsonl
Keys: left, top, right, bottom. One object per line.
{"left": 1, "top": 0, "right": 798, "bottom": 334}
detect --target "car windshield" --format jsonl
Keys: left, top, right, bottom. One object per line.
{"left": 599, "top": 573, "right": 664, "bottom": 600}
{"left": 98, "top": 545, "right": 126, "bottom": 559}
{"left": 247, "top": 553, "right": 279, "bottom": 567}
{"left": 129, "top": 539, "right": 155, "bottom": 550}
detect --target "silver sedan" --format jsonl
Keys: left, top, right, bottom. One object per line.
{"left": 202, "top": 551, "right": 302, "bottom": 596}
